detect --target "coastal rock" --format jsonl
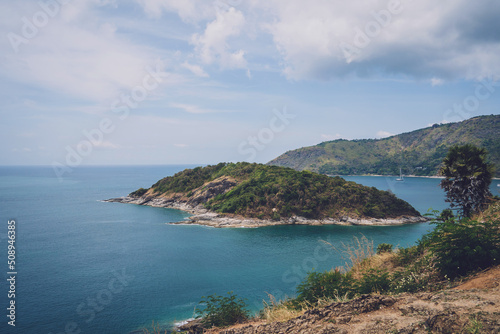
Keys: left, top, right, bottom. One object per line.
{"left": 105, "top": 197, "right": 429, "bottom": 228}
{"left": 188, "top": 212, "right": 220, "bottom": 221}
{"left": 178, "top": 318, "right": 204, "bottom": 334}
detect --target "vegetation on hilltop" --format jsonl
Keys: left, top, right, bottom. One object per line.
{"left": 134, "top": 162, "right": 420, "bottom": 220}
{"left": 268, "top": 115, "right": 500, "bottom": 177}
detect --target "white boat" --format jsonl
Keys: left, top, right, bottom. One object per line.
{"left": 396, "top": 168, "right": 404, "bottom": 181}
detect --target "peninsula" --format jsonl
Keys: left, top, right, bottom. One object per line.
{"left": 106, "top": 163, "right": 426, "bottom": 228}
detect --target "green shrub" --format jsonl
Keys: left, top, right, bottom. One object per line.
{"left": 424, "top": 213, "right": 500, "bottom": 278}
{"left": 130, "top": 187, "right": 148, "bottom": 197}
{"left": 295, "top": 270, "right": 355, "bottom": 306}
{"left": 196, "top": 292, "right": 249, "bottom": 328}
{"left": 355, "top": 269, "right": 390, "bottom": 294}
{"left": 390, "top": 267, "right": 431, "bottom": 294}
{"left": 376, "top": 243, "right": 393, "bottom": 254}
{"left": 394, "top": 245, "right": 423, "bottom": 267}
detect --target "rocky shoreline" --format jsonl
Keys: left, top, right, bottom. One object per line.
{"left": 104, "top": 196, "right": 428, "bottom": 228}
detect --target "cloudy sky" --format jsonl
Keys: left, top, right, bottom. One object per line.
{"left": 1, "top": 0, "right": 499, "bottom": 168}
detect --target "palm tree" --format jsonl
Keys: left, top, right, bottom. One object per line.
{"left": 440, "top": 144, "right": 495, "bottom": 218}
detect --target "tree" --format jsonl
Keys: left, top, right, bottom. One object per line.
{"left": 440, "top": 144, "right": 495, "bottom": 218}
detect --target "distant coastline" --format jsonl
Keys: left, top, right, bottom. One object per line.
{"left": 105, "top": 196, "right": 428, "bottom": 228}
{"left": 329, "top": 174, "right": 445, "bottom": 179}
{"left": 338, "top": 174, "right": 500, "bottom": 181}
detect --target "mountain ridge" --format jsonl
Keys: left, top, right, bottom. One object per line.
{"left": 268, "top": 115, "right": 500, "bottom": 177}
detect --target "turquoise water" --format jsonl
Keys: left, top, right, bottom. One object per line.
{"left": 0, "top": 166, "right": 499, "bottom": 334}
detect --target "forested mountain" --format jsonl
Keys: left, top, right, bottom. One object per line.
{"left": 268, "top": 115, "right": 500, "bottom": 177}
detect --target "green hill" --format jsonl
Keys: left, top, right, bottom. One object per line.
{"left": 130, "top": 162, "right": 421, "bottom": 220}
{"left": 268, "top": 115, "right": 500, "bottom": 177}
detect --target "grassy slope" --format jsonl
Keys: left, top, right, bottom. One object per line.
{"left": 268, "top": 115, "right": 500, "bottom": 177}
{"left": 134, "top": 162, "right": 421, "bottom": 220}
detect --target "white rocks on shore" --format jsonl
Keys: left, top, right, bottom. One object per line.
{"left": 105, "top": 196, "right": 428, "bottom": 228}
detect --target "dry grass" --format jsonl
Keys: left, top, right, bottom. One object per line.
{"left": 261, "top": 290, "right": 354, "bottom": 324}
{"left": 261, "top": 294, "right": 305, "bottom": 323}
{"left": 322, "top": 235, "right": 375, "bottom": 273}
{"left": 477, "top": 198, "right": 500, "bottom": 222}
{"left": 315, "top": 293, "right": 352, "bottom": 307}
{"left": 352, "top": 252, "right": 398, "bottom": 279}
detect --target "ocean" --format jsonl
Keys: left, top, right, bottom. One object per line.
{"left": 1, "top": 165, "right": 499, "bottom": 333}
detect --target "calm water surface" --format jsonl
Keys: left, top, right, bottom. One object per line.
{"left": 1, "top": 166, "right": 498, "bottom": 333}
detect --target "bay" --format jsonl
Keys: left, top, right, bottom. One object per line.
{"left": 0, "top": 166, "right": 499, "bottom": 333}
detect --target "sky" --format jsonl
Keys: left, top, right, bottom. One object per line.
{"left": 1, "top": 0, "right": 499, "bottom": 171}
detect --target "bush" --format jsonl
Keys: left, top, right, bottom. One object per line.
{"left": 376, "top": 243, "right": 393, "bottom": 254}
{"left": 390, "top": 253, "right": 436, "bottom": 293}
{"left": 390, "top": 270, "right": 429, "bottom": 294}
{"left": 196, "top": 292, "right": 249, "bottom": 328}
{"left": 295, "top": 270, "right": 355, "bottom": 306}
{"left": 130, "top": 187, "right": 148, "bottom": 197}
{"left": 424, "top": 213, "right": 500, "bottom": 278}
{"left": 355, "top": 269, "right": 391, "bottom": 294}
{"left": 394, "top": 245, "right": 423, "bottom": 267}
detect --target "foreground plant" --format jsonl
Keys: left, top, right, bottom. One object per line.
{"left": 196, "top": 291, "right": 249, "bottom": 328}
{"left": 423, "top": 210, "right": 500, "bottom": 278}
{"left": 440, "top": 144, "right": 495, "bottom": 218}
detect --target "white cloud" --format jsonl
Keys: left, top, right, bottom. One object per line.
{"left": 3, "top": 0, "right": 498, "bottom": 108}
{"left": 94, "top": 141, "right": 120, "bottom": 149}
{"left": 321, "top": 134, "right": 341, "bottom": 141}
{"left": 170, "top": 103, "right": 229, "bottom": 114}
{"left": 1, "top": 1, "right": 171, "bottom": 103}
{"left": 181, "top": 61, "right": 209, "bottom": 77}
{"left": 376, "top": 130, "right": 395, "bottom": 138}
{"left": 191, "top": 7, "right": 247, "bottom": 69}
{"left": 258, "top": 0, "right": 500, "bottom": 81}
{"left": 135, "top": 0, "right": 213, "bottom": 22}
{"left": 430, "top": 78, "right": 444, "bottom": 86}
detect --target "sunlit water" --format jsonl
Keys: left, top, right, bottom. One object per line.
{"left": 0, "top": 166, "right": 498, "bottom": 333}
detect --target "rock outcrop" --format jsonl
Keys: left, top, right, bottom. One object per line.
{"left": 106, "top": 195, "right": 427, "bottom": 228}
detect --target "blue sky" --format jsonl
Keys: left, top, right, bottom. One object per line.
{"left": 1, "top": 0, "right": 499, "bottom": 169}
